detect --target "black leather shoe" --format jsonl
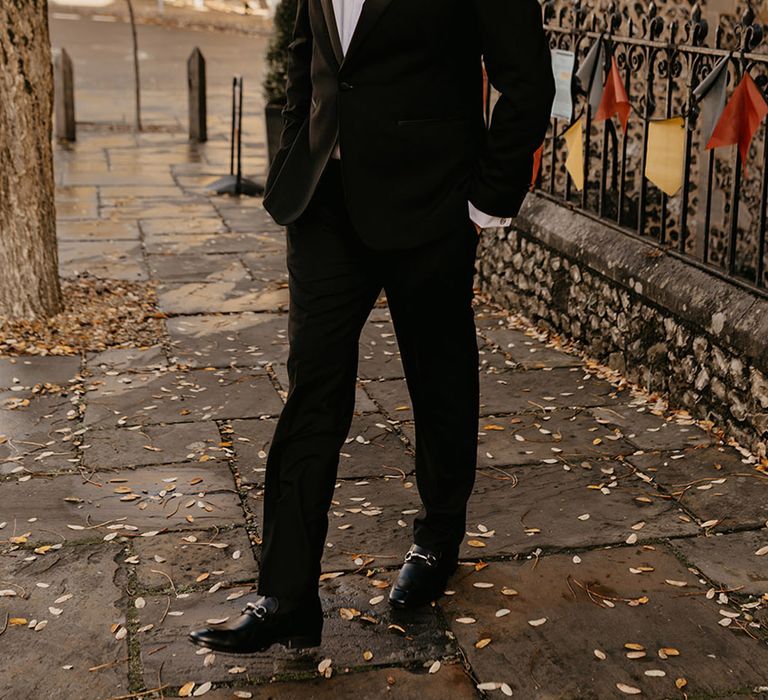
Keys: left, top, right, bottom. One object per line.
{"left": 389, "top": 544, "right": 458, "bottom": 609}
{"left": 188, "top": 595, "right": 322, "bottom": 654}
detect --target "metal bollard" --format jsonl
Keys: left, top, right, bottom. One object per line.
{"left": 54, "top": 48, "right": 76, "bottom": 142}
{"left": 188, "top": 47, "right": 207, "bottom": 142}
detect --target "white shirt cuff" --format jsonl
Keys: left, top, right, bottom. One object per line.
{"left": 468, "top": 201, "right": 512, "bottom": 229}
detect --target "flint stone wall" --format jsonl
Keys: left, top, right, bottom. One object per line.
{"left": 475, "top": 196, "right": 768, "bottom": 458}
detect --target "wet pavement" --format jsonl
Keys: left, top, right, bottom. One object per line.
{"left": 2, "top": 16, "right": 768, "bottom": 700}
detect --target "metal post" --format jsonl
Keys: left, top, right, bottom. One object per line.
{"left": 54, "top": 48, "right": 76, "bottom": 142}
{"left": 236, "top": 76, "right": 244, "bottom": 195}
{"left": 187, "top": 47, "right": 207, "bottom": 142}
{"left": 229, "top": 77, "right": 237, "bottom": 176}
{"left": 205, "top": 75, "right": 263, "bottom": 197}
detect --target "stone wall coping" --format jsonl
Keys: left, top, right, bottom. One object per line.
{"left": 513, "top": 196, "right": 768, "bottom": 370}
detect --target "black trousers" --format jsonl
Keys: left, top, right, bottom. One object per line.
{"left": 257, "top": 159, "right": 480, "bottom": 606}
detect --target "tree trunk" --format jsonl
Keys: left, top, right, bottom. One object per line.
{"left": 0, "top": 0, "right": 63, "bottom": 320}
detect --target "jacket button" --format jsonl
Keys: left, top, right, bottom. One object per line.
{"left": 339, "top": 81, "right": 354, "bottom": 91}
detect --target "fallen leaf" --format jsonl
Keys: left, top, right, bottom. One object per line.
{"left": 616, "top": 683, "right": 641, "bottom": 695}
{"left": 193, "top": 681, "right": 212, "bottom": 696}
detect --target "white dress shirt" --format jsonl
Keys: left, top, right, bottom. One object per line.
{"left": 329, "top": 0, "right": 510, "bottom": 229}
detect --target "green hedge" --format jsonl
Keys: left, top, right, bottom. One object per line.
{"left": 263, "top": 0, "right": 299, "bottom": 104}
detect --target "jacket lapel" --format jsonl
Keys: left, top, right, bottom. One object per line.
{"left": 341, "top": 0, "right": 395, "bottom": 68}
{"left": 319, "top": 0, "right": 344, "bottom": 66}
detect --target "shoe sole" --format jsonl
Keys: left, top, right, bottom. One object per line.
{"left": 388, "top": 586, "right": 444, "bottom": 609}
{"left": 188, "top": 633, "right": 321, "bottom": 654}
{"left": 388, "top": 562, "right": 458, "bottom": 609}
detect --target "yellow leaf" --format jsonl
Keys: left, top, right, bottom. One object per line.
{"left": 475, "top": 638, "right": 492, "bottom": 649}
{"left": 467, "top": 540, "right": 486, "bottom": 548}
{"left": 179, "top": 681, "right": 195, "bottom": 697}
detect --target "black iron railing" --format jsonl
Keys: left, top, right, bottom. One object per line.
{"left": 525, "top": 2, "right": 768, "bottom": 296}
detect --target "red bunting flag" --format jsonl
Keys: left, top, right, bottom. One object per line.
{"left": 530, "top": 143, "right": 544, "bottom": 189}
{"left": 706, "top": 71, "right": 768, "bottom": 170}
{"left": 594, "top": 56, "right": 630, "bottom": 133}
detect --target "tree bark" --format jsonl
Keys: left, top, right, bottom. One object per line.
{"left": 0, "top": 0, "right": 63, "bottom": 320}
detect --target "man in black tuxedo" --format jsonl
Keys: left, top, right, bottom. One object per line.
{"left": 191, "top": 0, "right": 554, "bottom": 653}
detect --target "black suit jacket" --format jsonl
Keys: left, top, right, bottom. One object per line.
{"left": 262, "top": 0, "right": 555, "bottom": 250}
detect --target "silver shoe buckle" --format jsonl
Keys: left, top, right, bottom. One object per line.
{"left": 244, "top": 602, "right": 268, "bottom": 620}
{"left": 405, "top": 549, "right": 437, "bottom": 567}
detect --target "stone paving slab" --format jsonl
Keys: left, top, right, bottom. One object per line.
{"left": 167, "top": 314, "right": 288, "bottom": 368}
{"left": 0, "top": 355, "right": 81, "bottom": 390}
{"left": 241, "top": 252, "right": 290, "bottom": 286}
{"left": 81, "top": 421, "right": 224, "bottom": 470}
{"left": 245, "top": 476, "right": 420, "bottom": 573}
{"left": 589, "top": 405, "right": 713, "bottom": 451}
{"left": 272, "top": 363, "right": 378, "bottom": 414}
{"left": 672, "top": 530, "right": 768, "bottom": 596}
{"left": 0, "top": 464, "right": 242, "bottom": 544}
{"left": 148, "top": 254, "right": 250, "bottom": 284}
{"left": 188, "top": 664, "right": 478, "bottom": 700}
{"left": 338, "top": 414, "right": 414, "bottom": 481}
{"left": 479, "top": 324, "right": 583, "bottom": 368}
{"left": 319, "top": 477, "right": 420, "bottom": 572}
{"left": 61, "top": 171, "right": 176, "bottom": 187}
{"left": 58, "top": 239, "right": 148, "bottom": 281}
{"left": 55, "top": 218, "right": 141, "bottom": 241}
{"left": 479, "top": 366, "right": 630, "bottom": 415}
{"left": 136, "top": 571, "right": 452, "bottom": 687}
{"left": 626, "top": 446, "right": 768, "bottom": 530}
{"left": 460, "top": 460, "right": 698, "bottom": 559}
{"left": 101, "top": 202, "right": 221, "bottom": 221}
{"left": 441, "top": 546, "right": 768, "bottom": 699}
{"left": 475, "top": 409, "right": 637, "bottom": 469}
{"left": 229, "top": 418, "right": 275, "bottom": 486}
{"left": 358, "top": 321, "right": 404, "bottom": 380}
{"left": 0, "top": 392, "right": 79, "bottom": 475}
{"left": 0, "top": 544, "right": 129, "bottom": 699}
{"left": 158, "top": 282, "right": 289, "bottom": 315}
{"left": 144, "top": 232, "right": 283, "bottom": 256}
{"left": 231, "top": 414, "right": 413, "bottom": 487}
{"left": 99, "top": 184, "right": 186, "bottom": 202}
{"left": 83, "top": 368, "right": 284, "bottom": 428}
{"left": 140, "top": 217, "right": 227, "bottom": 236}
{"left": 133, "top": 527, "right": 258, "bottom": 590}
{"left": 87, "top": 345, "right": 169, "bottom": 375}
{"left": 363, "top": 379, "right": 414, "bottom": 420}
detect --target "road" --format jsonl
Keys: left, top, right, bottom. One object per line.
{"left": 50, "top": 12, "right": 269, "bottom": 133}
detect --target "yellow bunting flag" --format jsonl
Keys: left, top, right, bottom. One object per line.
{"left": 645, "top": 116, "right": 686, "bottom": 196}
{"left": 563, "top": 119, "right": 584, "bottom": 191}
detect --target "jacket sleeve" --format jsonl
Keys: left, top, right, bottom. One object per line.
{"left": 278, "top": 0, "right": 313, "bottom": 151}
{"left": 468, "top": 0, "right": 555, "bottom": 218}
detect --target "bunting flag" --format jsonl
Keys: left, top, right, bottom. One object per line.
{"left": 563, "top": 119, "right": 585, "bottom": 191}
{"left": 706, "top": 71, "right": 768, "bottom": 170}
{"left": 576, "top": 37, "right": 605, "bottom": 112}
{"left": 594, "top": 56, "right": 630, "bottom": 133}
{"left": 531, "top": 143, "right": 544, "bottom": 188}
{"left": 693, "top": 56, "right": 729, "bottom": 143}
{"left": 645, "top": 117, "right": 686, "bottom": 196}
